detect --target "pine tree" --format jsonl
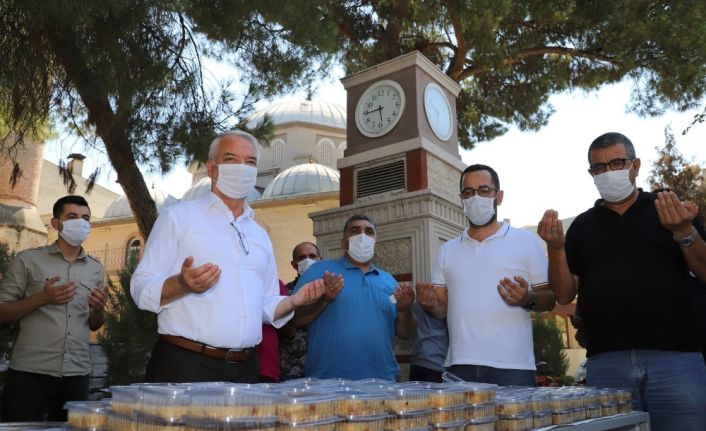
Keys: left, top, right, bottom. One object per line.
{"left": 97, "top": 255, "right": 157, "bottom": 385}
{"left": 533, "top": 314, "right": 569, "bottom": 381}
{"left": 648, "top": 127, "right": 706, "bottom": 225}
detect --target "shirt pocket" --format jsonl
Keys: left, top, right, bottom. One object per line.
{"left": 72, "top": 281, "right": 93, "bottom": 314}
{"left": 26, "top": 278, "right": 47, "bottom": 298}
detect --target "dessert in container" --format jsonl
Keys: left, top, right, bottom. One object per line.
{"left": 532, "top": 411, "right": 551, "bottom": 429}
{"left": 335, "top": 413, "right": 390, "bottom": 431}
{"left": 384, "top": 410, "right": 431, "bottom": 430}
{"left": 334, "top": 390, "right": 388, "bottom": 417}
{"left": 276, "top": 391, "right": 342, "bottom": 422}
{"left": 65, "top": 400, "right": 110, "bottom": 430}
{"left": 384, "top": 388, "right": 431, "bottom": 414}
{"left": 551, "top": 409, "right": 573, "bottom": 426}
{"left": 426, "top": 385, "right": 468, "bottom": 408}
{"left": 106, "top": 410, "right": 137, "bottom": 431}
{"left": 466, "top": 403, "right": 494, "bottom": 420}
{"left": 495, "top": 412, "right": 533, "bottom": 431}
{"left": 138, "top": 386, "right": 190, "bottom": 421}
{"left": 110, "top": 385, "right": 142, "bottom": 415}
{"left": 463, "top": 417, "right": 496, "bottom": 431}
{"left": 429, "top": 404, "right": 467, "bottom": 425}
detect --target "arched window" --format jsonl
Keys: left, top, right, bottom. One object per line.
{"left": 125, "top": 238, "right": 142, "bottom": 264}
{"left": 271, "top": 140, "right": 284, "bottom": 168}
{"left": 318, "top": 139, "right": 333, "bottom": 166}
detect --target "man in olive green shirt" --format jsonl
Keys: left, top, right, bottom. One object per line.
{"left": 0, "top": 195, "right": 107, "bottom": 422}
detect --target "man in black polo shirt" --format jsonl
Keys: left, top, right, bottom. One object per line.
{"left": 537, "top": 132, "right": 706, "bottom": 431}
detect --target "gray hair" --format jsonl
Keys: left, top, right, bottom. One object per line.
{"left": 588, "top": 132, "right": 636, "bottom": 163}
{"left": 208, "top": 130, "right": 261, "bottom": 162}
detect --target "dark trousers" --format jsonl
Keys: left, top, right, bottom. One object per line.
{"left": 0, "top": 369, "right": 88, "bottom": 422}
{"left": 145, "top": 339, "right": 260, "bottom": 383}
{"left": 409, "top": 364, "right": 443, "bottom": 383}
{"left": 447, "top": 364, "right": 536, "bottom": 386}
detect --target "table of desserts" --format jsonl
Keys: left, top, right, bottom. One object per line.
{"left": 59, "top": 378, "right": 650, "bottom": 431}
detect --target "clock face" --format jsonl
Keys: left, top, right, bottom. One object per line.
{"left": 424, "top": 82, "right": 453, "bottom": 141}
{"left": 355, "top": 80, "right": 406, "bottom": 137}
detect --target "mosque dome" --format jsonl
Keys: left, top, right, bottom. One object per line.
{"left": 262, "top": 162, "right": 340, "bottom": 199}
{"left": 104, "top": 188, "right": 179, "bottom": 219}
{"left": 246, "top": 100, "right": 346, "bottom": 130}
{"left": 181, "top": 177, "right": 262, "bottom": 202}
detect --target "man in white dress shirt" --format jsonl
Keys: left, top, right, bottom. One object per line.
{"left": 131, "top": 130, "right": 332, "bottom": 383}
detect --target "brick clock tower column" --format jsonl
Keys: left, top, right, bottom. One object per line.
{"left": 308, "top": 52, "right": 469, "bottom": 379}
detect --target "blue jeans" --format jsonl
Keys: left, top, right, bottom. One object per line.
{"left": 447, "top": 364, "right": 536, "bottom": 386}
{"left": 586, "top": 350, "right": 706, "bottom": 431}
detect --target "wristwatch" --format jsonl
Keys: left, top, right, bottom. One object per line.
{"left": 522, "top": 289, "right": 537, "bottom": 310}
{"left": 674, "top": 226, "right": 698, "bottom": 248}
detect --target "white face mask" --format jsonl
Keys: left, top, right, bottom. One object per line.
{"left": 347, "top": 233, "right": 375, "bottom": 263}
{"left": 59, "top": 218, "right": 91, "bottom": 246}
{"left": 215, "top": 163, "right": 257, "bottom": 199}
{"left": 463, "top": 196, "right": 496, "bottom": 226}
{"left": 296, "top": 257, "right": 318, "bottom": 275}
{"left": 593, "top": 168, "right": 635, "bottom": 202}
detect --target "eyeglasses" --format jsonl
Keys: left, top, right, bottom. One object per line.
{"left": 230, "top": 222, "right": 250, "bottom": 255}
{"left": 460, "top": 185, "right": 498, "bottom": 199}
{"left": 589, "top": 158, "right": 634, "bottom": 175}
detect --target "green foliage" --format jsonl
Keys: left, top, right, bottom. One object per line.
{"left": 0, "top": 242, "right": 18, "bottom": 368}
{"left": 98, "top": 256, "right": 157, "bottom": 385}
{"left": 317, "top": 0, "right": 706, "bottom": 149}
{"left": 533, "top": 315, "right": 569, "bottom": 378}
{"left": 648, "top": 127, "right": 706, "bottom": 225}
{"left": 0, "top": 0, "right": 336, "bottom": 237}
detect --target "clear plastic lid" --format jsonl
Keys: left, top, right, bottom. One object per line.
{"left": 182, "top": 415, "right": 278, "bottom": 430}
{"left": 135, "top": 412, "right": 185, "bottom": 427}
{"left": 430, "top": 420, "right": 467, "bottom": 430}
{"left": 279, "top": 417, "right": 341, "bottom": 429}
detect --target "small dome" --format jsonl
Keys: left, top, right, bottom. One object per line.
{"left": 181, "top": 177, "right": 262, "bottom": 202}
{"left": 104, "top": 188, "right": 179, "bottom": 219}
{"left": 246, "top": 100, "right": 346, "bottom": 130}
{"left": 262, "top": 163, "right": 340, "bottom": 199}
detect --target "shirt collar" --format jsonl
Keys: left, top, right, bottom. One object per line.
{"left": 339, "top": 255, "right": 379, "bottom": 275}
{"left": 204, "top": 190, "right": 254, "bottom": 222}
{"left": 461, "top": 221, "right": 510, "bottom": 242}
{"left": 593, "top": 188, "right": 648, "bottom": 210}
{"left": 48, "top": 241, "right": 87, "bottom": 261}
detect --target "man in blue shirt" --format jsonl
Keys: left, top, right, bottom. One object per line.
{"left": 293, "top": 214, "right": 416, "bottom": 381}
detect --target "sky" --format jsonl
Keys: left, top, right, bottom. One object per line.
{"left": 44, "top": 72, "right": 706, "bottom": 228}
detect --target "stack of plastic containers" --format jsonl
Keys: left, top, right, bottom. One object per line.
{"left": 382, "top": 387, "right": 431, "bottom": 431}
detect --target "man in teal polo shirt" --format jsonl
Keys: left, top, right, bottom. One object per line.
{"left": 293, "top": 214, "right": 416, "bottom": 381}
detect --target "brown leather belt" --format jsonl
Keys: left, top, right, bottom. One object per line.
{"left": 159, "top": 334, "right": 255, "bottom": 363}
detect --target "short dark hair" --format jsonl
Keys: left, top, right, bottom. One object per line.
{"left": 588, "top": 132, "right": 636, "bottom": 163}
{"left": 460, "top": 164, "right": 500, "bottom": 191}
{"left": 52, "top": 195, "right": 90, "bottom": 219}
{"left": 291, "top": 241, "right": 320, "bottom": 260}
{"left": 343, "top": 214, "right": 377, "bottom": 235}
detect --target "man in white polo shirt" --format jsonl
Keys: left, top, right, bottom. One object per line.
{"left": 417, "top": 164, "right": 556, "bottom": 386}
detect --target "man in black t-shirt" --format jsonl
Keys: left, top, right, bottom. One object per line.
{"left": 537, "top": 132, "right": 706, "bottom": 431}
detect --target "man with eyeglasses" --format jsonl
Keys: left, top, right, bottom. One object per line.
{"left": 538, "top": 132, "right": 706, "bottom": 430}
{"left": 131, "top": 130, "right": 336, "bottom": 383}
{"left": 417, "top": 164, "right": 556, "bottom": 386}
